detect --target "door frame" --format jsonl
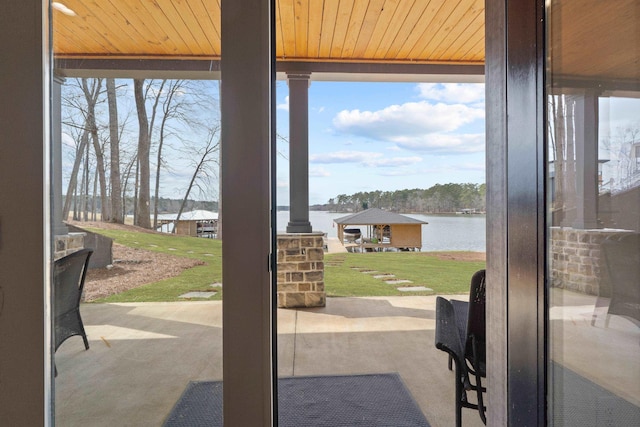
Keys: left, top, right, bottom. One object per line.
{"left": 0, "top": 0, "right": 549, "bottom": 425}
{"left": 486, "top": 0, "right": 546, "bottom": 424}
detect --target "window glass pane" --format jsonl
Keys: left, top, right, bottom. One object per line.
{"left": 275, "top": 79, "right": 487, "bottom": 427}
{"left": 51, "top": 2, "right": 224, "bottom": 424}
{"left": 546, "top": 1, "right": 640, "bottom": 425}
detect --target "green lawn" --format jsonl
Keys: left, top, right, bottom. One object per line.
{"left": 85, "top": 228, "right": 223, "bottom": 303}
{"left": 324, "top": 252, "right": 485, "bottom": 297}
{"left": 86, "top": 228, "right": 484, "bottom": 302}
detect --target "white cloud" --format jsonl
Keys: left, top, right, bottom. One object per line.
{"left": 277, "top": 179, "right": 289, "bottom": 189}
{"left": 310, "top": 150, "right": 423, "bottom": 171}
{"left": 393, "top": 133, "right": 485, "bottom": 154}
{"left": 277, "top": 96, "right": 289, "bottom": 111}
{"left": 377, "top": 169, "right": 420, "bottom": 177}
{"left": 332, "top": 101, "right": 484, "bottom": 144}
{"left": 457, "top": 161, "right": 486, "bottom": 172}
{"left": 364, "top": 156, "right": 423, "bottom": 167}
{"left": 310, "top": 151, "right": 381, "bottom": 164}
{"left": 309, "top": 166, "right": 331, "bottom": 177}
{"left": 417, "top": 83, "right": 485, "bottom": 104}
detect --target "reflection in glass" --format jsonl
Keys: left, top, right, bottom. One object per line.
{"left": 547, "top": 1, "right": 640, "bottom": 425}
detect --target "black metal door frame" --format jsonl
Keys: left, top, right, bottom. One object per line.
{"left": 486, "top": 0, "right": 546, "bottom": 425}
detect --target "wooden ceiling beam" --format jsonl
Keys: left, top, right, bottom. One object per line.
{"left": 55, "top": 57, "right": 484, "bottom": 82}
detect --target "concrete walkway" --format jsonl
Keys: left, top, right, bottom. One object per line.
{"left": 55, "top": 296, "right": 486, "bottom": 427}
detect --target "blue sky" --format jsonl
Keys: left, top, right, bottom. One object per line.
{"left": 61, "top": 80, "right": 486, "bottom": 205}
{"left": 275, "top": 81, "right": 486, "bottom": 205}
{"left": 60, "top": 81, "right": 640, "bottom": 207}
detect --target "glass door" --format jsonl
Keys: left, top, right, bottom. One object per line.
{"left": 51, "top": 2, "right": 225, "bottom": 425}
{"left": 546, "top": 1, "right": 640, "bottom": 425}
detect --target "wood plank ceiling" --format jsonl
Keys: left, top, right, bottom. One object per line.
{"left": 52, "top": 0, "right": 485, "bottom": 65}
{"left": 52, "top": 0, "right": 639, "bottom": 84}
{"left": 549, "top": 0, "right": 640, "bottom": 83}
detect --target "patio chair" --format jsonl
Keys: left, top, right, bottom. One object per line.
{"left": 54, "top": 248, "right": 93, "bottom": 353}
{"left": 435, "top": 269, "right": 486, "bottom": 427}
{"left": 591, "top": 234, "right": 640, "bottom": 327}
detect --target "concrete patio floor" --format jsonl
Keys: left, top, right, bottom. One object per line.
{"left": 54, "top": 292, "right": 639, "bottom": 426}
{"left": 54, "top": 295, "right": 487, "bottom": 427}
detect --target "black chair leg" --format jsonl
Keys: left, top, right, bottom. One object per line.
{"left": 453, "top": 360, "right": 463, "bottom": 427}
{"left": 472, "top": 336, "right": 487, "bottom": 425}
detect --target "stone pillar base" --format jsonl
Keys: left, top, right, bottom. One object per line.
{"left": 277, "top": 232, "right": 326, "bottom": 308}
{"left": 54, "top": 232, "right": 86, "bottom": 260}
{"left": 550, "top": 227, "right": 634, "bottom": 295}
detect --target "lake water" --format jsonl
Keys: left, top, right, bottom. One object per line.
{"left": 276, "top": 211, "right": 486, "bottom": 252}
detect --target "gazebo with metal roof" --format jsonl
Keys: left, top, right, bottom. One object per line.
{"left": 334, "top": 208, "right": 428, "bottom": 251}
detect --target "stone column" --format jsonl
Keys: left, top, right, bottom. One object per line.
{"left": 286, "top": 72, "right": 312, "bottom": 233}
{"left": 52, "top": 73, "right": 69, "bottom": 236}
{"left": 277, "top": 232, "right": 326, "bottom": 308}
{"left": 573, "top": 90, "right": 599, "bottom": 229}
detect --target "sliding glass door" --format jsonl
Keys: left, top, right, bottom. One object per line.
{"left": 546, "top": 1, "right": 640, "bottom": 425}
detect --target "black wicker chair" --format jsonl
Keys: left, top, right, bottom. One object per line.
{"left": 592, "top": 234, "right": 640, "bottom": 327}
{"left": 54, "top": 248, "right": 93, "bottom": 354}
{"left": 435, "top": 269, "right": 486, "bottom": 427}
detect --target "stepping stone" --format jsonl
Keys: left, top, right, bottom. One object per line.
{"left": 168, "top": 248, "right": 177, "bottom": 251}
{"left": 397, "top": 286, "right": 433, "bottom": 292}
{"left": 385, "top": 279, "right": 412, "bottom": 285}
{"left": 373, "top": 274, "right": 396, "bottom": 279}
{"left": 210, "top": 283, "right": 223, "bottom": 288}
{"left": 361, "top": 270, "right": 379, "bottom": 274}
{"left": 179, "top": 291, "right": 217, "bottom": 299}
{"left": 203, "top": 253, "right": 214, "bottom": 256}
{"left": 149, "top": 244, "right": 158, "bottom": 247}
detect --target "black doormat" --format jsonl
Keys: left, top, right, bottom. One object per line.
{"left": 163, "top": 373, "right": 431, "bottom": 427}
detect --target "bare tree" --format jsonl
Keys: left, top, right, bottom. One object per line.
{"left": 549, "top": 94, "right": 577, "bottom": 225}
{"left": 134, "top": 79, "right": 152, "bottom": 228}
{"left": 106, "top": 78, "right": 123, "bottom": 223}
{"left": 153, "top": 79, "right": 185, "bottom": 229}
{"left": 82, "top": 134, "right": 90, "bottom": 221}
{"left": 80, "top": 78, "right": 110, "bottom": 221}
{"left": 62, "top": 125, "right": 89, "bottom": 221}
{"left": 175, "top": 127, "right": 220, "bottom": 226}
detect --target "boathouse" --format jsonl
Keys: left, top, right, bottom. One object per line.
{"left": 334, "top": 208, "right": 428, "bottom": 252}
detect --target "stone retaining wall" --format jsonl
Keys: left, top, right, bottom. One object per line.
{"left": 277, "top": 232, "right": 326, "bottom": 308}
{"left": 54, "top": 232, "right": 86, "bottom": 260}
{"left": 550, "top": 227, "right": 633, "bottom": 295}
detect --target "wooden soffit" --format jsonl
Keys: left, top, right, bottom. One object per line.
{"left": 549, "top": 0, "right": 639, "bottom": 89}
{"left": 52, "top": 0, "right": 484, "bottom": 67}
{"left": 53, "top": 0, "right": 639, "bottom": 87}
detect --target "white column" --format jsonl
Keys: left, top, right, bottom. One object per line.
{"left": 573, "top": 90, "right": 600, "bottom": 229}
{"left": 286, "top": 72, "right": 313, "bottom": 233}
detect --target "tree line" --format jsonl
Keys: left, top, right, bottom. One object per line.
{"left": 319, "top": 183, "right": 486, "bottom": 213}
{"left": 62, "top": 195, "right": 218, "bottom": 220}
{"left": 62, "top": 78, "right": 220, "bottom": 232}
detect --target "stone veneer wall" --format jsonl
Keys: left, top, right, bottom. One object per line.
{"left": 550, "top": 227, "right": 632, "bottom": 295}
{"left": 54, "top": 232, "right": 86, "bottom": 260}
{"left": 277, "top": 232, "right": 326, "bottom": 308}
